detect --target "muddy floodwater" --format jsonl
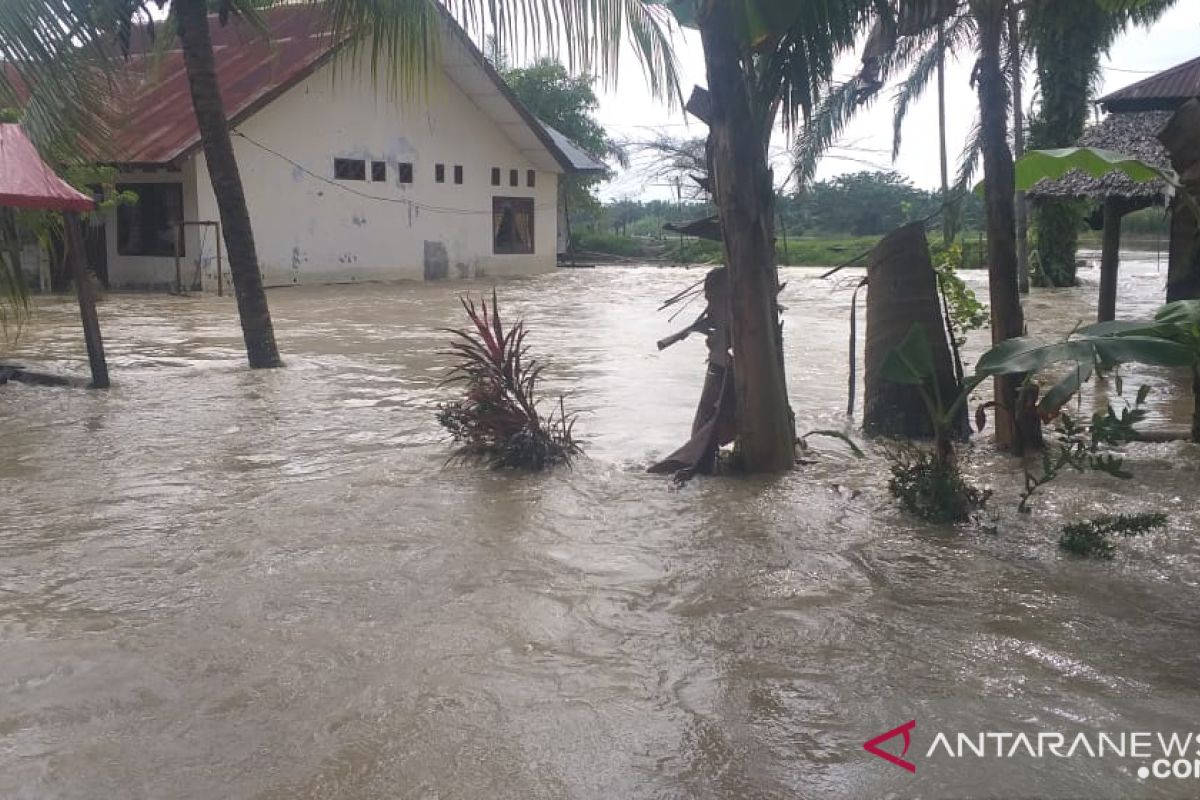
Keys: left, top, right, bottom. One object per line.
{"left": 3, "top": 254, "right": 1199, "bottom": 799}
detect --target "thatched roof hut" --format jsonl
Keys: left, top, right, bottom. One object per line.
{"left": 1025, "top": 111, "right": 1174, "bottom": 203}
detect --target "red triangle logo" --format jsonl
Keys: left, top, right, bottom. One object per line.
{"left": 864, "top": 720, "right": 917, "bottom": 773}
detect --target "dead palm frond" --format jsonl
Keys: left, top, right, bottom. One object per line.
{"left": 437, "top": 290, "right": 581, "bottom": 470}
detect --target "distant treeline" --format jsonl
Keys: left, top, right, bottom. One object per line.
{"left": 574, "top": 169, "right": 1170, "bottom": 265}
{"left": 578, "top": 171, "right": 987, "bottom": 242}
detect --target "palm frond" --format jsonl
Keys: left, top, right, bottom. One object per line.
{"left": 319, "top": 0, "right": 681, "bottom": 106}
{"left": 0, "top": 0, "right": 121, "bottom": 153}
{"left": 0, "top": 244, "right": 30, "bottom": 346}
{"left": 792, "top": 79, "right": 869, "bottom": 186}
{"left": 890, "top": 11, "right": 973, "bottom": 160}
{"left": 890, "top": 33, "right": 943, "bottom": 160}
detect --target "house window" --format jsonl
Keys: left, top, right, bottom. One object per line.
{"left": 454, "top": 165, "right": 463, "bottom": 185}
{"left": 493, "top": 197, "right": 534, "bottom": 255}
{"left": 509, "top": 169, "right": 519, "bottom": 187}
{"left": 371, "top": 161, "right": 387, "bottom": 182}
{"left": 526, "top": 170, "right": 536, "bottom": 188}
{"left": 490, "top": 167, "right": 501, "bottom": 186}
{"left": 435, "top": 164, "right": 446, "bottom": 183}
{"left": 397, "top": 162, "right": 414, "bottom": 184}
{"left": 116, "top": 183, "right": 184, "bottom": 257}
{"left": 334, "top": 158, "right": 366, "bottom": 181}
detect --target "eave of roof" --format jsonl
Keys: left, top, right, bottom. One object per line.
{"left": 1099, "top": 55, "right": 1200, "bottom": 114}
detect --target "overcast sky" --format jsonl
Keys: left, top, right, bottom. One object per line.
{"left": 588, "top": 4, "right": 1199, "bottom": 201}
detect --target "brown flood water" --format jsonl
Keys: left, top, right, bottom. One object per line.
{"left": 2, "top": 253, "right": 1199, "bottom": 799}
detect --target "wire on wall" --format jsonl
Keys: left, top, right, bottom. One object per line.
{"left": 231, "top": 130, "right": 558, "bottom": 216}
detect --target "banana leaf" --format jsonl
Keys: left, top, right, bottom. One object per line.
{"left": 976, "top": 334, "right": 1193, "bottom": 376}
{"left": 1011, "top": 147, "right": 1173, "bottom": 193}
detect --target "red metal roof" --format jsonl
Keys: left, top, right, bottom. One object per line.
{"left": 0, "top": 123, "right": 94, "bottom": 211}
{"left": 108, "top": 6, "right": 342, "bottom": 165}
{"left": 101, "top": 5, "right": 598, "bottom": 174}
{"left": 1099, "top": 55, "right": 1200, "bottom": 113}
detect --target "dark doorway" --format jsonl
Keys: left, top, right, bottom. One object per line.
{"left": 84, "top": 221, "right": 108, "bottom": 287}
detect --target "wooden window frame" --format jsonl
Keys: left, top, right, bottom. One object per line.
{"left": 492, "top": 196, "right": 535, "bottom": 255}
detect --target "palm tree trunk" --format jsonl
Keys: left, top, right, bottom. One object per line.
{"left": 176, "top": 0, "right": 281, "bottom": 368}
{"left": 937, "top": 25, "right": 951, "bottom": 247}
{"left": 1008, "top": 3, "right": 1030, "bottom": 295}
{"left": 697, "top": 3, "right": 794, "bottom": 472}
{"left": 973, "top": 0, "right": 1034, "bottom": 453}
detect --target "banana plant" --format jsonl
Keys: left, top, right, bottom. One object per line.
{"left": 883, "top": 306, "right": 1199, "bottom": 456}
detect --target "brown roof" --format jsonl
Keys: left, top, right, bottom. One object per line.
{"left": 106, "top": 6, "right": 340, "bottom": 165}
{"left": 99, "top": 5, "right": 602, "bottom": 173}
{"left": 1026, "top": 111, "right": 1173, "bottom": 201}
{"left": 1099, "top": 55, "right": 1200, "bottom": 113}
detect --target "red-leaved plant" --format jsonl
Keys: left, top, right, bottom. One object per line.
{"left": 437, "top": 291, "right": 580, "bottom": 470}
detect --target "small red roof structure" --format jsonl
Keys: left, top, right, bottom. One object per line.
{"left": 0, "top": 124, "right": 94, "bottom": 212}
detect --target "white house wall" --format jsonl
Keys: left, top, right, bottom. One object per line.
{"left": 188, "top": 57, "right": 560, "bottom": 289}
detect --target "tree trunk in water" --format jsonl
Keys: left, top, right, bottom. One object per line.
{"left": 974, "top": 1, "right": 1036, "bottom": 453}
{"left": 697, "top": 5, "right": 794, "bottom": 472}
{"left": 1098, "top": 198, "right": 1122, "bottom": 322}
{"left": 1008, "top": 3, "right": 1030, "bottom": 295}
{"left": 176, "top": 0, "right": 282, "bottom": 369}
{"left": 1166, "top": 197, "right": 1200, "bottom": 302}
{"left": 937, "top": 26, "right": 952, "bottom": 246}
{"left": 65, "top": 213, "right": 109, "bottom": 389}
{"left": 863, "top": 223, "right": 964, "bottom": 440}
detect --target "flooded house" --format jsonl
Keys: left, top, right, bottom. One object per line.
{"left": 90, "top": 6, "right": 603, "bottom": 292}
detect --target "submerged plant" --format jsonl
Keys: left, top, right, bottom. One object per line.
{"left": 1059, "top": 512, "right": 1168, "bottom": 559}
{"left": 1018, "top": 386, "right": 1149, "bottom": 514}
{"left": 886, "top": 444, "right": 987, "bottom": 524}
{"left": 437, "top": 291, "right": 581, "bottom": 470}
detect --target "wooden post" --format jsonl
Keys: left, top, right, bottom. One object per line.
{"left": 174, "top": 221, "right": 183, "bottom": 294}
{"left": 1097, "top": 198, "right": 1122, "bottom": 322}
{"left": 64, "top": 212, "right": 109, "bottom": 389}
{"left": 215, "top": 221, "right": 224, "bottom": 297}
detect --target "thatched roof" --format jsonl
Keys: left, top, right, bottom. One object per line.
{"left": 1026, "top": 111, "right": 1173, "bottom": 201}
